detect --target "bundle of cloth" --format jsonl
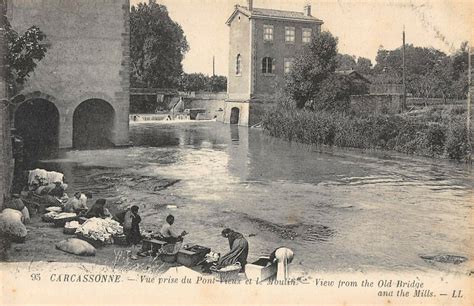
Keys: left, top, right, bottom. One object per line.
{"left": 28, "top": 169, "right": 64, "bottom": 186}
{"left": 27, "top": 169, "right": 68, "bottom": 197}
{"left": 64, "top": 221, "right": 80, "bottom": 230}
{"left": 75, "top": 218, "right": 123, "bottom": 243}
{"left": 0, "top": 209, "right": 28, "bottom": 242}
{"left": 42, "top": 211, "right": 76, "bottom": 223}
{"left": 4, "top": 195, "right": 30, "bottom": 224}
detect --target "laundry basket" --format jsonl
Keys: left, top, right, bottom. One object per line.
{"left": 157, "top": 242, "right": 182, "bottom": 263}
{"left": 210, "top": 262, "right": 241, "bottom": 282}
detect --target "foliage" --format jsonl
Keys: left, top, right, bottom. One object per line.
{"left": 335, "top": 54, "right": 356, "bottom": 71}
{"left": 285, "top": 31, "right": 338, "bottom": 108}
{"left": 336, "top": 54, "right": 373, "bottom": 75}
{"left": 262, "top": 107, "right": 470, "bottom": 161}
{"left": 305, "top": 74, "right": 351, "bottom": 112}
{"left": 179, "top": 73, "right": 227, "bottom": 92}
{"left": 5, "top": 19, "right": 47, "bottom": 96}
{"left": 207, "top": 75, "right": 227, "bottom": 92}
{"left": 179, "top": 73, "right": 207, "bottom": 92}
{"left": 130, "top": 2, "right": 189, "bottom": 88}
{"left": 285, "top": 32, "right": 374, "bottom": 111}
{"left": 445, "top": 119, "right": 469, "bottom": 160}
{"left": 355, "top": 57, "right": 373, "bottom": 75}
{"left": 372, "top": 42, "right": 469, "bottom": 99}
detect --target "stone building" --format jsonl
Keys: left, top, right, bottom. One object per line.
{"left": 7, "top": 0, "right": 130, "bottom": 160}
{"left": 1, "top": 1, "right": 12, "bottom": 209}
{"left": 224, "top": 0, "right": 323, "bottom": 125}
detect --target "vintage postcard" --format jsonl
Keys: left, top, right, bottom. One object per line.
{"left": 0, "top": 0, "right": 473, "bottom": 304}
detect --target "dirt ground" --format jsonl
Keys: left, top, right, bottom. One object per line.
{"left": 1, "top": 213, "right": 181, "bottom": 274}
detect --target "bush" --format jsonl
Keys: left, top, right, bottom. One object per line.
{"left": 425, "top": 123, "right": 446, "bottom": 156}
{"left": 445, "top": 120, "right": 469, "bottom": 160}
{"left": 262, "top": 108, "right": 470, "bottom": 161}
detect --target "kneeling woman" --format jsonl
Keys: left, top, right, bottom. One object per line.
{"left": 217, "top": 228, "right": 249, "bottom": 271}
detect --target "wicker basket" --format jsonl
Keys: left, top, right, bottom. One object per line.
{"left": 210, "top": 262, "right": 241, "bottom": 282}
{"left": 157, "top": 242, "right": 182, "bottom": 263}
{"left": 113, "top": 235, "right": 128, "bottom": 246}
{"left": 53, "top": 216, "right": 78, "bottom": 228}
{"left": 63, "top": 227, "right": 77, "bottom": 235}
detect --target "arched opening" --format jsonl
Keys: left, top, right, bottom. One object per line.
{"left": 236, "top": 54, "right": 241, "bottom": 75}
{"left": 230, "top": 107, "right": 240, "bottom": 125}
{"left": 73, "top": 99, "right": 115, "bottom": 149}
{"left": 14, "top": 98, "right": 60, "bottom": 161}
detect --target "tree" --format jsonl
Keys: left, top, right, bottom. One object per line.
{"left": 372, "top": 44, "right": 469, "bottom": 99}
{"left": 178, "top": 73, "right": 227, "bottom": 92}
{"left": 179, "top": 73, "right": 207, "bottom": 92}
{"left": 336, "top": 54, "right": 356, "bottom": 71}
{"left": 452, "top": 41, "right": 469, "bottom": 80}
{"left": 355, "top": 57, "right": 372, "bottom": 75}
{"left": 336, "top": 54, "right": 372, "bottom": 75}
{"left": 130, "top": 2, "right": 189, "bottom": 88}
{"left": 374, "top": 44, "right": 447, "bottom": 79}
{"left": 305, "top": 74, "right": 352, "bottom": 111}
{"left": 285, "top": 31, "right": 338, "bottom": 108}
{"left": 5, "top": 19, "right": 47, "bottom": 96}
{"left": 206, "top": 75, "right": 227, "bottom": 92}
{"left": 450, "top": 41, "right": 469, "bottom": 99}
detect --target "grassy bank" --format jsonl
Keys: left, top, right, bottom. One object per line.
{"left": 262, "top": 106, "right": 471, "bottom": 161}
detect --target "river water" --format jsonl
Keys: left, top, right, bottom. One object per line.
{"left": 36, "top": 121, "right": 473, "bottom": 273}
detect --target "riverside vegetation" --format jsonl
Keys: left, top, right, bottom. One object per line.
{"left": 261, "top": 31, "right": 471, "bottom": 162}
{"left": 262, "top": 105, "right": 470, "bottom": 161}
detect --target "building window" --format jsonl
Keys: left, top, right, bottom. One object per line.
{"left": 284, "top": 58, "right": 294, "bottom": 74}
{"left": 302, "top": 28, "right": 312, "bottom": 44}
{"left": 262, "top": 57, "right": 275, "bottom": 74}
{"left": 285, "top": 27, "right": 295, "bottom": 43}
{"left": 263, "top": 25, "right": 273, "bottom": 42}
{"left": 236, "top": 54, "right": 241, "bottom": 75}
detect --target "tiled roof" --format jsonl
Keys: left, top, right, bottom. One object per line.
{"left": 227, "top": 6, "right": 323, "bottom": 24}
{"left": 335, "top": 70, "right": 372, "bottom": 83}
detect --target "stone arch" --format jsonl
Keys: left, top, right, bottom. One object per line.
{"left": 11, "top": 91, "right": 60, "bottom": 115}
{"left": 230, "top": 107, "right": 240, "bottom": 124}
{"left": 73, "top": 98, "right": 116, "bottom": 149}
{"left": 14, "top": 95, "right": 60, "bottom": 161}
{"left": 72, "top": 92, "right": 115, "bottom": 110}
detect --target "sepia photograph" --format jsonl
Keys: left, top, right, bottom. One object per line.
{"left": 0, "top": 0, "right": 472, "bottom": 304}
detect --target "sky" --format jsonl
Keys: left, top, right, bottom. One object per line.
{"left": 130, "top": 0, "right": 473, "bottom": 76}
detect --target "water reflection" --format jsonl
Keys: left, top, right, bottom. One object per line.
{"left": 36, "top": 121, "right": 473, "bottom": 273}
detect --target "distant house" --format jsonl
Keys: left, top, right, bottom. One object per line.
{"left": 224, "top": 0, "right": 323, "bottom": 125}
{"left": 335, "top": 69, "right": 371, "bottom": 95}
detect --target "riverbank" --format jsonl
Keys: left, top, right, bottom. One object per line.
{"left": 261, "top": 106, "right": 471, "bottom": 161}
{"left": 1, "top": 208, "right": 175, "bottom": 275}
{"left": 2, "top": 121, "right": 472, "bottom": 276}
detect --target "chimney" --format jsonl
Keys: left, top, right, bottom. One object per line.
{"left": 304, "top": 4, "right": 311, "bottom": 16}
{"left": 247, "top": 0, "right": 253, "bottom": 11}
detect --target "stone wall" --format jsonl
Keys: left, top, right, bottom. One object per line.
{"left": 0, "top": 98, "right": 12, "bottom": 210}
{"left": 177, "top": 92, "right": 226, "bottom": 121}
{"left": 350, "top": 94, "right": 402, "bottom": 115}
{"left": 187, "top": 100, "right": 224, "bottom": 121}
{"left": 223, "top": 101, "right": 250, "bottom": 126}
{"left": 0, "top": 3, "right": 12, "bottom": 209}
{"left": 406, "top": 97, "right": 466, "bottom": 107}
{"left": 7, "top": 0, "right": 130, "bottom": 148}
{"left": 370, "top": 83, "right": 404, "bottom": 95}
